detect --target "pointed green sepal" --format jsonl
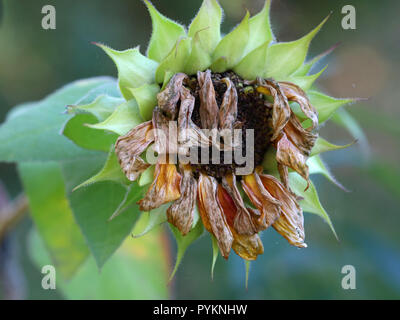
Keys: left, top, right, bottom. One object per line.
{"left": 86, "top": 99, "right": 143, "bottom": 136}
{"left": 263, "top": 14, "right": 330, "bottom": 79}
{"left": 289, "top": 172, "right": 338, "bottom": 240}
{"left": 310, "top": 137, "right": 355, "bottom": 157}
{"left": 185, "top": 31, "right": 213, "bottom": 75}
{"left": 211, "top": 11, "right": 250, "bottom": 72}
{"left": 244, "top": 0, "right": 273, "bottom": 55}
{"left": 127, "top": 83, "right": 160, "bottom": 121}
{"left": 211, "top": 235, "right": 219, "bottom": 280}
{"left": 308, "top": 90, "right": 354, "bottom": 124}
{"left": 188, "top": 0, "right": 222, "bottom": 55}
{"left": 73, "top": 149, "right": 130, "bottom": 191}
{"left": 155, "top": 38, "right": 191, "bottom": 84}
{"left": 95, "top": 43, "right": 158, "bottom": 100}
{"left": 131, "top": 204, "right": 168, "bottom": 238}
{"left": 138, "top": 165, "right": 155, "bottom": 186}
{"left": 284, "top": 65, "right": 327, "bottom": 91}
{"left": 233, "top": 41, "right": 269, "bottom": 80}
{"left": 144, "top": 0, "right": 187, "bottom": 62}
{"left": 169, "top": 220, "right": 204, "bottom": 281}
{"left": 66, "top": 94, "right": 124, "bottom": 122}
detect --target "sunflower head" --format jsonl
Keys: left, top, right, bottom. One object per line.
{"left": 68, "top": 0, "right": 358, "bottom": 276}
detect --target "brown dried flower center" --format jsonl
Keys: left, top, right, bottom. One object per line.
{"left": 185, "top": 71, "right": 273, "bottom": 180}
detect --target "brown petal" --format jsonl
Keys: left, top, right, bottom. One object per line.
{"left": 284, "top": 114, "right": 317, "bottom": 157}
{"left": 197, "top": 173, "right": 233, "bottom": 259}
{"left": 167, "top": 165, "right": 197, "bottom": 236}
{"left": 279, "top": 81, "right": 319, "bottom": 130}
{"left": 218, "top": 78, "right": 238, "bottom": 130}
{"left": 217, "top": 185, "right": 264, "bottom": 260}
{"left": 138, "top": 161, "right": 181, "bottom": 211}
{"left": 276, "top": 132, "right": 310, "bottom": 185}
{"left": 222, "top": 174, "right": 256, "bottom": 235}
{"left": 241, "top": 172, "right": 281, "bottom": 231}
{"left": 256, "top": 78, "right": 291, "bottom": 141}
{"left": 152, "top": 107, "right": 178, "bottom": 155}
{"left": 259, "top": 174, "right": 306, "bottom": 248}
{"left": 197, "top": 70, "right": 219, "bottom": 129}
{"left": 115, "top": 120, "right": 154, "bottom": 181}
{"left": 157, "top": 73, "right": 187, "bottom": 119}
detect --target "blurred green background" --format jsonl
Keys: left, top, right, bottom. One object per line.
{"left": 0, "top": 0, "right": 399, "bottom": 299}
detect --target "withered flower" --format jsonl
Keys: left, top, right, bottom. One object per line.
{"left": 81, "top": 0, "right": 357, "bottom": 272}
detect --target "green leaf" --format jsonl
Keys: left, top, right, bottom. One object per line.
{"left": 310, "top": 137, "right": 355, "bottom": 157}
{"left": 233, "top": 41, "right": 269, "bottom": 80}
{"left": 127, "top": 83, "right": 160, "bottom": 121}
{"left": 244, "top": 0, "right": 273, "bottom": 55}
{"left": 29, "top": 227, "right": 169, "bottom": 299}
{"left": 144, "top": 0, "right": 187, "bottom": 62}
{"left": 73, "top": 149, "right": 129, "bottom": 191}
{"left": 0, "top": 77, "right": 109, "bottom": 163}
{"left": 18, "top": 162, "right": 89, "bottom": 278}
{"left": 264, "top": 14, "right": 330, "bottom": 79}
{"left": 307, "top": 155, "right": 348, "bottom": 191}
{"left": 131, "top": 204, "right": 168, "bottom": 238}
{"left": 289, "top": 172, "right": 338, "bottom": 239}
{"left": 284, "top": 65, "right": 327, "bottom": 91}
{"left": 96, "top": 43, "right": 158, "bottom": 100}
{"left": 184, "top": 32, "right": 213, "bottom": 75}
{"left": 211, "top": 235, "right": 219, "bottom": 280}
{"left": 62, "top": 113, "right": 118, "bottom": 152}
{"left": 68, "top": 180, "right": 143, "bottom": 268}
{"left": 188, "top": 0, "right": 222, "bottom": 55}
{"left": 138, "top": 165, "right": 155, "bottom": 186}
{"left": 308, "top": 90, "right": 354, "bottom": 124}
{"left": 67, "top": 94, "right": 124, "bottom": 122}
{"left": 169, "top": 220, "right": 204, "bottom": 281}
{"left": 87, "top": 99, "right": 143, "bottom": 136}
{"left": 155, "top": 38, "right": 191, "bottom": 84}
{"left": 211, "top": 11, "right": 250, "bottom": 72}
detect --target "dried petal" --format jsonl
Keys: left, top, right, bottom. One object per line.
{"left": 279, "top": 81, "right": 319, "bottom": 130}
{"left": 222, "top": 174, "right": 256, "bottom": 235}
{"left": 138, "top": 160, "right": 181, "bottom": 211}
{"left": 197, "top": 70, "right": 219, "bottom": 129}
{"left": 241, "top": 172, "right": 281, "bottom": 231}
{"left": 167, "top": 165, "right": 197, "bottom": 235}
{"left": 197, "top": 173, "right": 233, "bottom": 259}
{"left": 259, "top": 174, "right": 306, "bottom": 248}
{"left": 217, "top": 185, "right": 264, "bottom": 260}
{"left": 256, "top": 78, "right": 291, "bottom": 141}
{"left": 276, "top": 132, "right": 310, "bottom": 185}
{"left": 157, "top": 73, "right": 187, "bottom": 119}
{"left": 284, "top": 114, "right": 317, "bottom": 157}
{"left": 152, "top": 107, "right": 178, "bottom": 155}
{"left": 115, "top": 120, "right": 154, "bottom": 181}
{"left": 218, "top": 78, "right": 238, "bottom": 130}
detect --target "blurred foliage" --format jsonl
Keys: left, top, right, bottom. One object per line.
{"left": 0, "top": 0, "right": 399, "bottom": 299}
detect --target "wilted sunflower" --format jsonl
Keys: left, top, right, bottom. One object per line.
{"left": 74, "top": 0, "right": 357, "bottom": 270}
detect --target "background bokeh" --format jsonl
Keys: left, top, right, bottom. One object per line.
{"left": 0, "top": 0, "right": 399, "bottom": 299}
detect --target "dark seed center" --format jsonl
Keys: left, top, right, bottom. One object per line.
{"left": 186, "top": 71, "right": 273, "bottom": 180}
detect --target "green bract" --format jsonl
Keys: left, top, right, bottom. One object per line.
{"left": 0, "top": 0, "right": 365, "bottom": 284}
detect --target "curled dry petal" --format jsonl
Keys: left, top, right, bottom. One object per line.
{"left": 256, "top": 78, "right": 291, "bottom": 142}
{"left": 217, "top": 185, "right": 264, "bottom": 260}
{"left": 152, "top": 107, "right": 178, "bottom": 155}
{"left": 197, "top": 173, "right": 233, "bottom": 259}
{"left": 279, "top": 81, "right": 319, "bottom": 130}
{"left": 178, "top": 86, "right": 212, "bottom": 151}
{"left": 138, "top": 160, "right": 181, "bottom": 211}
{"left": 157, "top": 73, "right": 187, "bottom": 119}
{"left": 197, "top": 70, "right": 219, "bottom": 129}
{"left": 218, "top": 78, "right": 238, "bottom": 130}
{"left": 259, "top": 174, "right": 306, "bottom": 248}
{"left": 115, "top": 120, "right": 154, "bottom": 181}
{"left": 276, "top": 132, "right": 310, "bottom": 185}
{"left": 222, "top": 174, "right": 256, "bottom": 235}
{"left": 241, "top": 172, "right": 281, "bottom": 232}
{"left": 167, "top": 165, "right": 197, "bottom": 236}
{"left": 284, "top": 114, "right": 317, "bottom": 157}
